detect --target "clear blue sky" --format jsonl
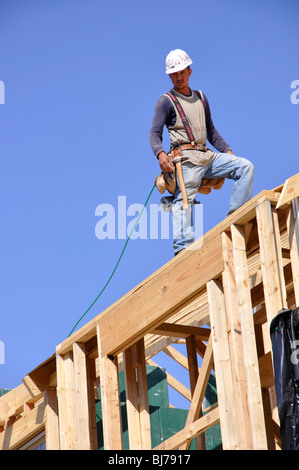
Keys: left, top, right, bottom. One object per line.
{"left": 0, "top": 0, "right": 298, "bottom": 409}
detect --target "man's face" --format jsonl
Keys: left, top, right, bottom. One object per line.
{"left": 169, "top": 67, "right": 192, "bottom": 91}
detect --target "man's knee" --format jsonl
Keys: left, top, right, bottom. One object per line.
{"left": 245, "top": 159, "right": 254, "bottom": 172}
{"left": 239, "top": 158, "right": 254, "bottom": 177}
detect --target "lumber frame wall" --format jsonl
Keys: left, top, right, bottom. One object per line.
{"left": 1, "top": 173, "right": 299, "bottom": 450}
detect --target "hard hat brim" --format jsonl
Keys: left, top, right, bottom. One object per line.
{"left": 165, "top": 59, "right": 193, "bottom": 75}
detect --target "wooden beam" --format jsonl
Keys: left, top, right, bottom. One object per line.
{"left": 21, "top": 375, "right": 44, "bottom": 404}
{"left": 199, "top": 190, "right": 279, "bottom": 247}
{"left": 154, "top": 406, "right": 220, "bottom": 451}
{"left": 163, "top": 345, "right": 189, "bottom": 370}
{"left": 0, "top": 384, "right": 36, "bottom": 425}
{"left": 0, "top": 400, "right": 46, "bottom": 450}
{"left": 147, "top": 359, "right": 191, "bottom": 401}
{"left": 152, "top": 323, "right": 210, "bottom": 340}
{"left": 276, "top": 173, "right": 299, "bottom": 209}
{"left": 190, "top": 341, "right": 212, "bottom": 403}
{"left": 98, "top": 235, "right": 223, "bottom": 357}
{"left": 22, "top": 355, "right": 56, "bottom": 402}
{"left": 195, "top": 339, "right": 208, "bottom": 360}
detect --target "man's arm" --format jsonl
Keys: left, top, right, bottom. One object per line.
{"left": 149, "top": 96, "right": 175, "bottom": 171}
{"left": 202, "top": 92, "right": 232, "bottom": 154}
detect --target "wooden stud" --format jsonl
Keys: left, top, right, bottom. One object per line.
{"left": 56, "top": 352, "right": 76, "bottom": 450}
{"left": 86, "top": 357, "right": 98, "bottom": 450}
{"left": 180, "top": 335, "right": 213, "bottom": 450}
{"left": 123, "top": 345, "right": 142, "bottom": 450}
{"left": 44, "top": 389, "right": 59, "bottom": 450}
{"left": 261, "top": 388, "right": 276, "bottom": 450}
{"left": 97, "top": 326, "right": 123, "bottom": 450}
{"left": 186, "top": 335, "right": 205, "bottom": 450}
{"left": 207, "top": 279, "right": 240, "bottom": 450}
{"left": 135, "top": 339, "right": 152, "bottom": 450}
{"left": 231, "top": 224, "right": 268, "bottom": 449}
{"left": 268, "top": 386, "right": 281, "bottom": 449}
{"left": 221, "top": 230, "right": 253, "bottom": 449}
{"left": 186, "top": 336, "right": 199, "bottom": 398}
{"left": 73, "top": 342, "right": 92, "bottom": 450}
{"left": 189, "top": 337, "right": 213, "bottom": 412}
{"left": 123, "top": 340, "right": 151, "bottom": 449}
{"left": 256, "top": 199, "right": 287, "bottom": 324}
{"left": 272, "top": 208, "right": 287, "bottom": 305}
{"left": 286, "top": 198, "right": 299, "bottom": 305}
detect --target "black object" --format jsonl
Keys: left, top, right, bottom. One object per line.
{"left": 270, "top": 307, "right": 299, "bottom": 450}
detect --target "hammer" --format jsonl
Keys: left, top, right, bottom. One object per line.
{"left": 172, "top": 156, "right": 189, "bottom": 210}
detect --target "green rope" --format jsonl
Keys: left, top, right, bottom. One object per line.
{"left": 68, "top": 184, "right": 156, "bottom": 337}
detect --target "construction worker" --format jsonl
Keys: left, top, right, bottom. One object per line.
{"left": 149, "top": 49, "right": 254, "bottom": 255}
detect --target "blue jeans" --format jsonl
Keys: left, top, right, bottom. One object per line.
{"left": 172, "top": 152, "right": 254, "bottom": 254}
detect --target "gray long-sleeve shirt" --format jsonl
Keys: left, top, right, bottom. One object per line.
{"left": 149, "top": 89, "right": 231, "bottom": 158}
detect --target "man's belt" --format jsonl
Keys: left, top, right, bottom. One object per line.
{"left": 171, "top": 143, "right": 208, "bottom": 157}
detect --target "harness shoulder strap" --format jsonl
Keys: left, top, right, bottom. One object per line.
{"left": 196, "top": 90, "right": 205, "bottom": 110}
{"left": 166, "top": 91, "right": 195, "bottom": 143}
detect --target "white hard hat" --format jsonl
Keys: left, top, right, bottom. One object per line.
{"left": 165, "top": 49, "right": 193, "bottom": 74}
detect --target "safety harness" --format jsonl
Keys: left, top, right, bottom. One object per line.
{"left": 155, "top": 90, "right": 224, "bottom": 197}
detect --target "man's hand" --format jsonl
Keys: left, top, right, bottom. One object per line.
{"left": 158, "top": 152, "right": 174, "bottom": 172}
{"left": 227, "top": 150, "right": 233, "bottom": 155}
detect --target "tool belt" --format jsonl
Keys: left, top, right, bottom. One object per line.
{"left": 155, "top": 143, "right": 224, "bottom": 196}
{"left": 155, "top": 171, "right": 224, "bottom": 196}
{"left": 171, "top": 143, "right": 208, "bottom": 157}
